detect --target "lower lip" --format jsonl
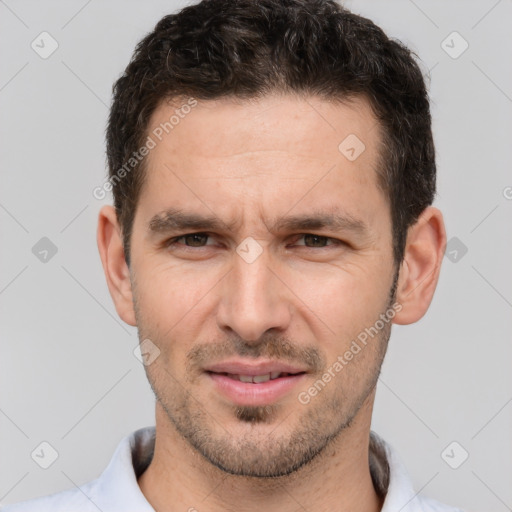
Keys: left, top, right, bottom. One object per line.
{"left": 207, "top": 372, "right": 306, "bottom": 406}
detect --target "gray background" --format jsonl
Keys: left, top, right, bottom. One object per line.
{"left": 1, "top": 1, "right": 511, "bottom": 510}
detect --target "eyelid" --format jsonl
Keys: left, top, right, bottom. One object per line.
{"left": 164, "top": 232, "right": 215, "bottom": 247}
{"left": 164, "top": 232, "right": 347, "bottom": 249}
{"left": 289, "top": 233, "right": 344, "bottom": 246}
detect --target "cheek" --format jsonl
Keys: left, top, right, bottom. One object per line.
{"left": 291, "top": 264, "right": 390, "bottom": 342}
{"left": 139, "top": 258, "right": 213, "bottom": 302}
{"left": 134, "top": 263, "right": 204, "bottom": 335}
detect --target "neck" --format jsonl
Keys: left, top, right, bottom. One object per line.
{"left": 139, "top": 394, "right": 383, "bottom": 512}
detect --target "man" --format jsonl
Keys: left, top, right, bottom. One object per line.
{"left": 4, "top": 0, "right": 463, "bottom": 510}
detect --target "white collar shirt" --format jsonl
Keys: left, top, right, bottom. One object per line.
{"left": 2, "top": 427, "right": 464, "bottom": 512}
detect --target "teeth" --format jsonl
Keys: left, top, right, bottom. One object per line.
{"left": 233, "top": 372, "right": 283, "bottom": 383}
{"left": 253, "top": 374, "right": 271, "bottom": 383}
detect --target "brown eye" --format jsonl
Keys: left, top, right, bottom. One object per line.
{"left": 167, "top": 233, "right": 212, "bottom": 248}
{"left": 303, "top": 234, "right": 330, "bottom": 247}
{"left": 182, "top": 233, "right": 209, "bottom": 246}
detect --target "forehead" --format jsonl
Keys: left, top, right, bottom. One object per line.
{"left": 147, "top": 93, "right": 380, "bottom": 164}
{"left": 138, "top": 94, "right": 386, "bottom": 231}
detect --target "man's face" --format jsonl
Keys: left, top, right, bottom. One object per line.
{"left": 129, "top": 94, "right": 397, "bottom": 477}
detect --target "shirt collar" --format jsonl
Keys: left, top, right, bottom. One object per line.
{"left": 91, "top": 427, "right": 155, "bottom": 511}
{"left": 92, "top": 426, "right": 429, "bottom": 511}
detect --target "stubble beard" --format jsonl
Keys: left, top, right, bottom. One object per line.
{"left": 134, "top": 273, "right": 397, "bottom": 478}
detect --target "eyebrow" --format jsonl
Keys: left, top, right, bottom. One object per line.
{"left": 269, "top": 211, "right": 368, "bottom": 235}
{"left": 148, "top": 208, "right": 370, "bottom": 237}
{"left": 148, "top": 209, "right": 236, "bottom": 233}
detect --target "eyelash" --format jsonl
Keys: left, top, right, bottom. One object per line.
{"left": 165, "top": 232, "right": 345, "bottom": 249}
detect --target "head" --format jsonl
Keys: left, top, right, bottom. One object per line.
{"left": 98, "top": 0, "right": 446, "bottom": 478}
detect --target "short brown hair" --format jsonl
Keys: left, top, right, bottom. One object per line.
{"left": 106, "top": 0, "right": 436, "bottom": 266}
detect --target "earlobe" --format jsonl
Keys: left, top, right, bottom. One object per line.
{"left": 393, "top": 207, "right": 447, "bottom": 325}
{"left": 97, "top": 205, "right": 137, "bottom": 326}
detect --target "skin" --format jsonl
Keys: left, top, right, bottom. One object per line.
{"left": 97, "top": 94, "right": 446, "bottom": 512}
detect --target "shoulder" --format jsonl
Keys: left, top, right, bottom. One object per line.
{"left": 1, "top": 427, "right": 156, "bottom": 512}
{"left": 371, "top": 432, "right": 466, "bottom": 512}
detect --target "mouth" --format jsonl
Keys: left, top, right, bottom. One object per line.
{"left": 206, "top": 371, "right": 305, "bottom": 383}
{"left": 204, "top": 360, "right": 308, "bottom": 406}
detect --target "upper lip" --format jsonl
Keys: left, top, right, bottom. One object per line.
{"left": 205, "top": 360, "right": 308, "bottom": 376}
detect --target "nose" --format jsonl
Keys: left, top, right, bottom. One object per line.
{"left": 216, "top": 247, "right": 292, "bottom": 343}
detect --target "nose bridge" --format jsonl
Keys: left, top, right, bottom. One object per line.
{"left": 217, "top": 244, "right": 291, "bottom": 341}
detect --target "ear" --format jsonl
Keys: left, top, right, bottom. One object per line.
{"left": 97, "top": 205, "right": 136, "bottom": 326}
{"left": 393, "top": 206, "right": 446, "bottom": 325}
